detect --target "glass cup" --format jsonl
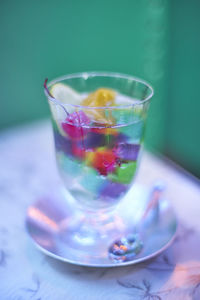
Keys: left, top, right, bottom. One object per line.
{"left": 44, "top": 72, "right": 153, "bottom": 260}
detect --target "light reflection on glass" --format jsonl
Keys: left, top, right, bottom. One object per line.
{"left": 28, "top": 207, "right": 59, "bottom": 232}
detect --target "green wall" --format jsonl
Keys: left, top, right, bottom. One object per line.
{"left": 166, "top": 0, "right": 200, "bottom": 177}
{"left": 0, "top": 1, "right": 199, "bottom": 177}
{"left": 0, "top": 0, "right": 168, "bottom": 150}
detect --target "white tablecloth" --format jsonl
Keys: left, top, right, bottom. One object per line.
{"left": 0, "top": 120, "right": 200, "bottom": 300}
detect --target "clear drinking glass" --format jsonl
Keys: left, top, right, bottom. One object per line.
{"left": 44, "top": 72, "right": 153, "bottom": 260}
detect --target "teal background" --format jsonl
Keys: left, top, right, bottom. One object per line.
{"left": 0, "top": 0, "right": 199, "bottom": 177}
{"left": 167, "top": 0, "right": 200, "bottom": 178}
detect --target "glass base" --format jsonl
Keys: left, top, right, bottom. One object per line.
{"left": 59, "top": 208, "right": 140, "bottom": 258}
{"left": 108, "top": 234, "right": 143, "bottom": 262}
{"left": 26, "top": 184, "right": 177, "bottom": 267}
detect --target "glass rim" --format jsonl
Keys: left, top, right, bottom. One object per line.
{"left": 44, "top": 71, "right": 154, "bottom": 110}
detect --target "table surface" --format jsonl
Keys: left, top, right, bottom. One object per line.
{"left": 0, "top": 120, "right": 200, "bottom": 300}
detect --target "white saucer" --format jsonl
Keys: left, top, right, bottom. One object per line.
{"left": 26, "top": 184, "right": 177, "bottom": 267}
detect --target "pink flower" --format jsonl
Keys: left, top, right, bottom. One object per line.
{"left": 62, "top": 111, "right": 90, "bottom": 139}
